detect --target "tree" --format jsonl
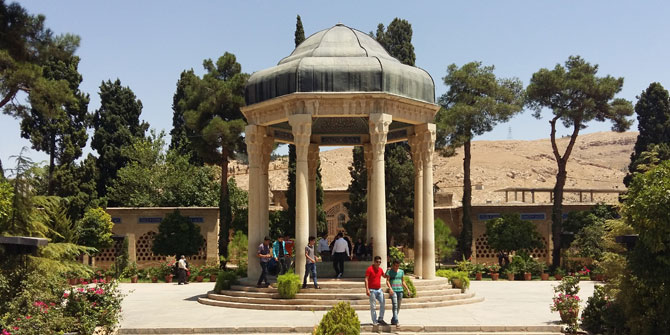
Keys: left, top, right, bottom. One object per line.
{"left": 525, "top": 56, "right": 633, "bottom": 267}
{"left": 624, "top": 82, "right": 670, "bottom": 186}
{"left": 436, "top": 62, "right": 524, "bottom": 259}
{"left": 372, "top": 18, "right": 415, "bottom": 66}
{"left": 0, "top": 158, "right": 4, "bottom": 180}
{"left": 19, "top": 36, "right": 90, "bottom": 195}
{"left": 0, "top": 179, "right": 12, "bottom": 227}
{"left": 91, "top": 79, "right": 148, "bottom": 200}
{"left": 434, "top": 218, "right": 457, "bottom": 266}
{"left": 485, "top": 213, "right": 544, "bottom": 254}
{"left": 617, "top": 160, "right": 670, "bottom": 334}
{"left": 344, "top": 147, "right": 367, "bottom": 240}
{"left": 294, "top": 15, "right": 305, "bottom": 46}
{"left": 76, "top": 207, "right": 113, "bottom": 251}
{"left": 152, "top": 210, "right": 204, "bottom": 257}
{"left": 169, "top": 70, "right": 203, "bottom": 165}
{"left": 229, "top": 178, "right": 248, "bottom": 232}
{"left": 179, "top": 52, "right": 248, "bottom": 258}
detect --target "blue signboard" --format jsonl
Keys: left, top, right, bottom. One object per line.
{"left": 520, "top": 213, "right": 546, "bottom": 220}
{"left": 111, "top": 217, "right": 121, "bottom": 224}
{"left": 138, "top": 217, "right": 162, "bottom": 224}
{"left": 478, "top": 213, "right": 501, "bottom": 221}
{"left": 189, "top": 217, "right": 204, "bottom": 223}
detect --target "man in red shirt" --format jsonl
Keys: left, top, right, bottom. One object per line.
{"left": 365, "top": 255, "right": 388, "bottom": 326}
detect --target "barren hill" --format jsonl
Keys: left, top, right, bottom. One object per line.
{"left": 230, "top": 131, "right": 637, "bottom": 205}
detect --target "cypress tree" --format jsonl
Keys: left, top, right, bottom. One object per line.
{"left": 170, "top": 70, "right": 204, "bottom": 165}
{"left": 624, "top": 82, "right": 670, "bottom": 186}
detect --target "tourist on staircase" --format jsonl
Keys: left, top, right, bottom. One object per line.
{"left": 302, "top": 236, "right": 321, "bottom": 289}
{"left": 331, "top": 232, "right": 351, "bottom": 278}
{"left": 273, "top": 235, "right": 289, "bottom": 275}
{"left": 386, "top": 259, "right": 411, "bottom": 326}
{"left": 257, "top": 237, "right": 272, "bottom": 288}
{"left": 365, "top": 255, "right": 388, "bottom": 326}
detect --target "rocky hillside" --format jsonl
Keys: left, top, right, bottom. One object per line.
{"left": 230, "top": 131, "right": 637, "bottom": 205}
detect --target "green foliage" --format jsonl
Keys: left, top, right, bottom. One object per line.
{"left": 435, "top": 218, "right": 457, "bottom": 264}
{"left": 551, "top": 275, "right": 581, "bottom": 332}
{"left": 373, "top": 18, "right": 415, "bottom": 66}
{"left": 123, "top": 261, "right": 138, "bottom": 278}
{"left": 555, "top": 275, "right": 580, "bottom": 296}
{"left": 436, "top": 269, "right": 470, "bottom": 290}
{"left": 562, "top": 203, "right": 619, "bottom": 235}
{"left": 76, "top": 207, "right": 113, "bottom": 251}
{"left": 227, "top": 230, "right": 248, "bottom": 267}
{"left": 0, "top": 180, "right": 13, "bottom": 228}
{"left": 2, "top": 150, "right": 47, "bottom": 237}
{"left": 571, "top": 220, "right": 607, "bottom": 261}
{"left": 113, "top": 237, "right": 129, "bottom": 278}
{"left": 388, "top": 246, "right": 404, "bottom": 264}
{"left": 152, "top": 209, "right": 204, "bottom": 257}
{"left": 384, "top": 142, "right": 416, "bottom": 246}
{"left": 436, "top": 61, "right": 524, "bottom": 259}
{"left": 294, "top": 15, "right": 305, "bottom": 47}
{"left": 228, "top": 178, "right": 248, "bottom": 232}
{"left": 178, "top": 52, "right": 248, "bottom": 258}
{"left": 526, "top": 55, "right": 633, "bottom": 267}
{"left": 91, "top": 79, "right": 148, "bottom": 200}
{"left": 106, "top": 131, "right": 219, "bottom": 207}
{"left": 269, "top": 209, "right": 290, "bottom": 240}
{"left": 625, "top": 82, "right": 670, "bottom": 186}
{"left": 214, "top": 270, "right": 239, "bottom": 292}
{"left": 169, "top": 70, "right": 204, "bottom": 165}
{"left": 344, "top": 146, "right": 368, "bottom": 240}
{"left": 581, "top": 285, "right": 614, "bottom": 334}
{"left": 277, "top": 272, "right": 301, "bottom": 299}
{"left": 314, "top": 301, "right": 361, "bottom": 335}
{"left": 485, "top": 213, "right": 544, "bottom": 253}
{"left": 403, "top": 276, "right": 416, "bottom": 298}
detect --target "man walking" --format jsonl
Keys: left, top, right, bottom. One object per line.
{"left": 365, "top": 256, "right": 387, "bottom": 326}
{"left": 331, "top": 232, "right": 351, "bottom": 278}
{"left": 303, "top": 236, "right": 321, "bottom": 289}
{"left": 257, "top": 236, "right": 272, "bottom": 288}
{"left": 177, "top": 255, "right": 188, "bottom": 285}
{"left": 318, "top": 233, "right": 330, "bottom": 261}
{"left": 386, "top": 259, "right": 411, "bottom": 326}
{"left": 273, "top": 235, "right": 289, "bottom": 275}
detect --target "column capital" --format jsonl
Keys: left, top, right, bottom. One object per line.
{"left": 261, "top": 135, "right": 274, "bottom": 172}
{"left": 308, "top": 144, "right": 319, "bottom": 180}
{"left": 368, "top": 113, "right": 392, "bottom": 158}
{"left": 289, "top": 114, "right": 312, "bottom": 161}
{"left": 408, "top": 131, "right": 424, "bottom": 171}
{"left": 245, "top": 124, "right": 265, "bottom": 167}
{"left": 416, "top": 123, "right": 436, "bottom": 163}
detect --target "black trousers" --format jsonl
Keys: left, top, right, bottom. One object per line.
{"left": 257, "top": 262, "right": 269, "bottom": 285}
{"left": 333, "top": 252, "right": 346, "bottom": 276}
{"left": 278, "top": 256, "right": 289, "bottom": 275}
{"left": 178, "top": 268, "right": 187, "bottom": 284}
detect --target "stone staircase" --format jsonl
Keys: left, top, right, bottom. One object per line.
{"left": 119, "top": 325, "right": 564, "bottom": 334}
{"left": 198, "top": 276, "right": 484, "bottom": 311}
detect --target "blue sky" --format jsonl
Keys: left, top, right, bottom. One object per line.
{"left": 3, "top": 1, "right": 669, "bottom": 169}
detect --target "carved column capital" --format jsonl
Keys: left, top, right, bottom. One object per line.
{"left": 368, "top": 113, "right": 392, "bottom": 159}
{"left": 308, "top": 144, "right": 319, "bottom": 180}
{"left": 245, "top": 125, "right": 265, "bottom": 167}
{"left": 417, "top": 123, "right": 436, "bottom": 164}
{"left": 289, "top": 114, "right": 312, "bottom": 161}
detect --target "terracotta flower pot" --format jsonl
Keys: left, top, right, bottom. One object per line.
{"left": 151, "top": 277, "right": 158, "bottom": 283}
{"left": 130, "top": 275, "right": 138, "bottom": 283}
{"left": 475, "top": 272, "right": 482, "bottom": 281}
{"left": 541, "top": 273, "right": 550, "bottom": 281}
{"left": 165, "top": 275, "right": 173, "bottom": 283}
{"left": 524, "top": 272, "right": 532, "bottom": 281}
{"left": 554, "top": 274, "right": 563, "bottom": 280}
{"left": 490, "top": 273, "right": 499, "bottom": 281}
{"left": 196, "top": 275, "right": 204, "bottom": 282}
{"left": 68, "top": 278, "right": 77, "bottom": 285}
{"left": 210, "top": 274, "right": 217, "bottom": 282}
{"left": 506, "top": 273, "right": 514, "bottom": 281}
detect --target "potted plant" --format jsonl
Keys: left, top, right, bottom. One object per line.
{"left": 193, "top": 266, "right": 204, "bottom": 282}
{"left": 487, "top": 264, "right": 501, "bottom": 281}
{"left": 537, "top": 262, "right": 549, "bottom": 280}
{"left": 554, "top": 268, "right": 565, "bottom": 280}
{"left": 105, "top": 267, "right": 115, "bottom": 282}
{"left": 472, "top": 263, "right": 486, "bottom": 281}
{"left": 125, "top": 261, "right": 139, "bottom": 283}
{"left": 522, "top": 258, "right": 534, "bottom": 281}
{"left": 148, "top": 267, "right": 160, "bottom": 283}
{"left": 504, "top": 267, "right": 515, "bottom": 281}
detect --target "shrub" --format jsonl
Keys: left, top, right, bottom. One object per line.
{"left": 551, "top": 275, "right": 581, "bottom": 332}
{"left": 214, "top": 271, "right": 239, "bottom": 292}
{"left": 76, "top": 207, "right": 114, "bottom": 251}
{"left": 152, "top": 209, "right": 203, "bottom": 257}
{"left": 314, "top": 301, "right": 360, "bottom": 335}
{"left": 277, "top": 273, "right": 301, "bottom": 299}
{"left": 436, "top": 269, "right": 470, "bottom": 290}
{"left": 581, "top": 285, "right": 609, "bottom": 334}
{"left": 403, "top": 276, "right": 416, "bottom": 298}
{"left": 486, "top": 213, "right": 544, "bottom": 254}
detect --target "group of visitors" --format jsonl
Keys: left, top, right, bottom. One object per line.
{"left": 256, "top": 233, "right": 410, "bottom": 327}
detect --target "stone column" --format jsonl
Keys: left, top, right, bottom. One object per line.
{"left": 289, "top": 114, "right": 312, "bottom": 277}
{"left": 260, "top": 134, "right": 274, "bottom": 241}
{"left": 245, "top": 125, "right": 264, "bottom": 279}
{"left": 408, "top": 131, "right": 424, "bottom": 278}
{"left": 363, "top": 144, "right": 373, "bottom": 242}
{"left": 369, "top": 113, "right": 392, "bottom": 268}
{"left": 419, "top": 123, "right": 437, "bottom": 279}
{"left": 308, "top": 144, "right": 319, "bottom": 238}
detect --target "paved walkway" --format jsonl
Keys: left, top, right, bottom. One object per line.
{"left": 119, "top": 280, "right": 596, "bottom": 329}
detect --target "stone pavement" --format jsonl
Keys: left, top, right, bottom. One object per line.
{"left": 119, "top": 280, "right": 596, "bottom": 331}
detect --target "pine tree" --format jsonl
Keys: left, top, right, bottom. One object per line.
{"left": 295, "top": 15, "right": 305, "bottom": 46}
{"left": 526, "top": 56, "right": 633, "bottom": 267}
{"left": 344, "top": 146, "right": 367, "bottom": 239}
{"left": 436, "top": 62, "right": 524, "bottom": 259}
{"left": 624, "top": 82, "right": 670, "bottom": 186}
{"left": 178, "top": 52, "right": 248, "bottom": 258}
{"left": 91, "top": 79, "right": 148, "bottom": 200}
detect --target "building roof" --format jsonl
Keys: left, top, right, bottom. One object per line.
{"left": 245, "top": 23, "right": 435, "bottom": 105}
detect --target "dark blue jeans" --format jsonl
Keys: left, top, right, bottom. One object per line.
{"left": 257, "top": 262, "right": 269, "bottom": 286}
{"left": 303, "top": 263, "right": 318, "bottom": 287}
